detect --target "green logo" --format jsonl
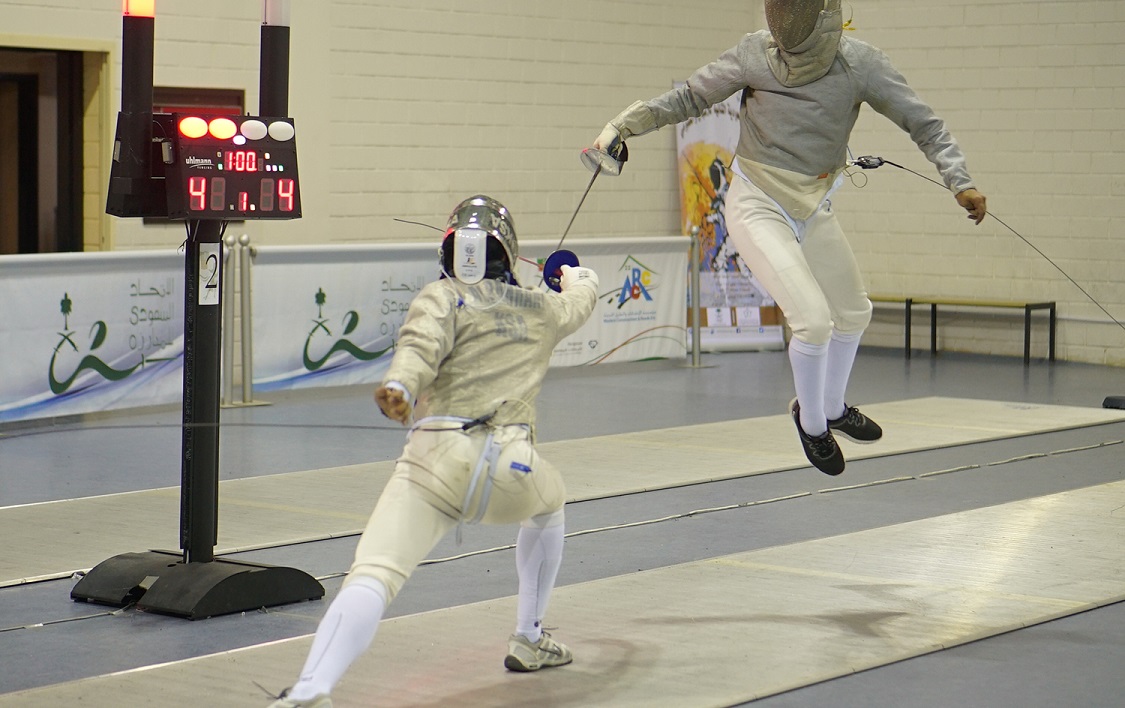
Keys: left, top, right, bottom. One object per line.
{"left": 49, "top": 293, "right": 141, "bottom": 394}
{"left": 302, "top": 288, "right": 391, "bottom": 371}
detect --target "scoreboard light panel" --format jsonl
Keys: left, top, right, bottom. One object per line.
{"left": 167, "top": 114, "right": 302, "bottom": 220}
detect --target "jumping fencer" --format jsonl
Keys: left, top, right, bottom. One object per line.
{"left": 591, "top": 0, "right": 987, "bottom": 475}
{"left": 269, "top": 195, "right": 599, "bottom": 707}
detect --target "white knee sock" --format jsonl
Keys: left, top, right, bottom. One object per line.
{"left": 788, "top": 338, "right": 830, "bottom": 436}
{"left": 287, "top": 577, "right": 387, "bottom": 700}
{"left": 515, "top": 512, "right": 565, "bottom": 642}
{"left": 824, "top": 330, "right": 862, "bottom": 421}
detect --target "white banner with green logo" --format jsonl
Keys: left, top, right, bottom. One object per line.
{"left": 0, "top": 251, "right": 185, "bottom": 423}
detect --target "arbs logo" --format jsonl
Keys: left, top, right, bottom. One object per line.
{"left": 616, "top": 256, "right": 656, "bottom": 308}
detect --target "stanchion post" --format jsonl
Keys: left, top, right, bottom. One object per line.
{"left": 690, "top": 226, "right": 702, "bottom": 368}
{"left": 220, "top": 233, "right": 237, "bottom": 406}
{"left": 239, "top": 234, "right": 256, "bottom": 404}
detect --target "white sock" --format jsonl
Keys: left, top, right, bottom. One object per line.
{"left": 824, "top": 330, "right": 862, "bottom": 421}
{"left": 515, "top": 512, "right": 565, "bottom": 642}
{"left": 287, "top": 577, "right": 387, "bottom": 701}
{"left": 788, "top": 338, "right": 830, "bottom": 436}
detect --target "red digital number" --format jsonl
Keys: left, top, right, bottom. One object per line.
{"left": 260, "top": 178, "right": 275, "bottom": 211}
{"left": 239, "top": 191, "right": 249, "bottom": 211}
{"left": 188, "top": 176, "right": 206, "bottom": 211}
{"left": 226, "top": 151, "right": 258, "bottom": 172}
{"left": 278, "top": 178, "right": 295, "bottom": 212}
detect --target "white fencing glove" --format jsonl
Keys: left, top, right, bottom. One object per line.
{"left": 592, "top": 100, "right": 658, "bottom": 150}
{"left": 593, "top": 123, "right": 622, "bottom": 152}
{"left": 559, "top": 264, "right": 598, "bottom": 291}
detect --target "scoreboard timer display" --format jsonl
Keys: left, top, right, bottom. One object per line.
{"left": 166, "top": 114, "right": 302, "bottom": 220}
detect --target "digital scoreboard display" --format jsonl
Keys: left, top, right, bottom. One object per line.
{"left": 165, "top": 114, "right": 302, "bottom": 220}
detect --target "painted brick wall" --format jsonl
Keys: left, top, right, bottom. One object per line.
{"left": 831, "top": 0, "right": 1125, "bottom": 365}
{"left": 3, "top": 0, "right": 1121, "bottom": 364}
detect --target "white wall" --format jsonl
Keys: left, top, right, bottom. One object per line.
{"left": 831, "top": 0, "right": 1125, "bottom": 365}
{"left": 2, "top": 0, "right": 1122, "bottom": 364}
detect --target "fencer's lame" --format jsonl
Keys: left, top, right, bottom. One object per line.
{"left": 788, "top": 338, "right": 830, "bottom": 435}
{"left": 286, "top": 578, "right": 387, "bottom": 701}
{"left": 823, "top": 329, "right": 862, "bottom": 421}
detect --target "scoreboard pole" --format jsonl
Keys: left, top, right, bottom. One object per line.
{"left": 71, "top": 0, "right": 322, "bottom": 619}
{"left": 181, "top": 219, "right": 223, "bottom": 563}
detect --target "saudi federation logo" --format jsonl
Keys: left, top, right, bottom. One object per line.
{"left": 302, "top": 287, "right": 391, "bottom": 371}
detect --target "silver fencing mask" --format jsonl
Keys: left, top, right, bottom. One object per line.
{"left": 441, "top": 195, "right": 519, "bottom": 285}
{"left": 764, "top": 0, "right": 842, "bottom": 86}
{"left": 765, "top": 0, "right": 826, "bottom": 51}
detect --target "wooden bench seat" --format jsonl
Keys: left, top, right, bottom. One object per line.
{"left": 869, "top": 295, "right": 1056, "bottom": 365}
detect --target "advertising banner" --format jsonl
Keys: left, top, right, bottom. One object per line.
{"left": 0, "top": 252, "right": 185, "bottom": 423}
{"left": 518, "top": 237, "right": 688, "bottom": 366}
{"left": 674, "top": 85, "right": 786, "bottom": 351}
{"left": 250, "top": 244, "right": 434, "bottom": 392}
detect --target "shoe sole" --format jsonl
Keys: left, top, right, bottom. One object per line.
{"left": 504, "top": 655, "right": 572, "bottom": 672}
{"left": 829, "top": 428, "right": 881, "bottom": 445}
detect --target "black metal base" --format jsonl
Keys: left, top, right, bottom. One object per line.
{"left": 71, "top": 550, "right": 324, "bottom": 620}
{"left": 1104, "top": 396, "right": 1125, "bottom": 410}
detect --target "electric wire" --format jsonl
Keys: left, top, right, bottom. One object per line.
{"left": 856, "top": 155, "right": 1125, "bottom": 334}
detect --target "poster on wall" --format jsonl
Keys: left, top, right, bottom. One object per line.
{"left": 0, "top": 252, "right": 185, "bottom": 423}
{"left": 518, "top": 237, "right": 688, "bottom": 366}
{"left": 674, "top": 84, "right": 785, "bottom": 351}
{"left": 250, "top": 244, "right": 435, "bottom": 392}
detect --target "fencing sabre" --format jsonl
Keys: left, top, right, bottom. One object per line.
{"left": 849, "top": 155, "right": 1125, "bottom": 336}
{"left": 539, "top": 142, "right": 629, "bottom": 290}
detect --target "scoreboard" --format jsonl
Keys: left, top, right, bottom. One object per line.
{"left": 165, "top": 114, "right": 302, "bottom": 220}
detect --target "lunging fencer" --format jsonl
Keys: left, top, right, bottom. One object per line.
{"left": 590, "top": 0, "right": 987, "bottom": 476}
{"left": 269, "top": 195, "right": 599, "bottom": 708}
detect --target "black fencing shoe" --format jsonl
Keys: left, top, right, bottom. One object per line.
{"left": 789, "top": 398, "right": 845, "bottom": 476}
{"left": 828, "top": 405, "right": 883, "bottom": 444}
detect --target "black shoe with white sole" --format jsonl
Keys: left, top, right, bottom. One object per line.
{"left": 828, "top": 405, "right": 883, "bottom": 444}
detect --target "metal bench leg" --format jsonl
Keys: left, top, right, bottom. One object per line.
{"left": 930, "top": 304, "right": 938, "bottom": 357}
{"left": 904, "top": 298, "right": 912, "bottom": 359}
{"left": 1049, "top": 303, "right": 1056, "bottom": 361}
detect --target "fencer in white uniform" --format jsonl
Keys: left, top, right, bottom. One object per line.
{"left": 269, "top": 196, "right": 599, "bottom": 708}
{"left": 592, "top": 0, "right": 987, "bottom": 476}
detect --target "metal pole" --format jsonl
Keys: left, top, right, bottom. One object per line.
{"left": 239, "top": 234, "right": 255, "bottom": 404}
{"left": 220, "top": 233, "right": 237, "bottom": 406}
{"left": 260, "top": 0, "right": 291, "bottom": 117}
{"left": 690, "top": 226, "right": 702, "bottom": 367}
{"left": 180, "top": 220, "right": 223, "bottom": 564}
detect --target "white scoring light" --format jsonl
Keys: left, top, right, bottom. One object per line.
{"left": 268, "top": 121, "right": 295, "bottom": 141}
{"left": 240, "top": 120, "right": 268, "bottom": 141}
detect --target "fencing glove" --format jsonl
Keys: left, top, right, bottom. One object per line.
{"left": 559, "top": 264, "right": 598, "bottom": 291}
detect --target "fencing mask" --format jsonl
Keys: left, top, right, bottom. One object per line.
{"left": 441, "top": 195, "right": 519, "bottom": 285}
{"left": 764, "top": 0, "right": 842, "bottom": 86}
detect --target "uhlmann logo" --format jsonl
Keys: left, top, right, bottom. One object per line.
{"left": 185, "top": 156, "right": 214, "bottom": 166}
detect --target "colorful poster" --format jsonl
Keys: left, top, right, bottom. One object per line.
{"left": 0, "top": 252, "right": 185, "bottom": 422}
{"left": 674, "top": 85, "right": 786, "bottom": 351}
{"left": 518, "top": 237, "right": 688, "bottom": 366}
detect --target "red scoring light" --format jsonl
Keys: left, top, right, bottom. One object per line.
{"left": 209, "top": 118, "right": 238, "bottom": 140}
{"left": 122, "top": 0, "right": 155, "bottom": 17}
{"left": 179, "top": 117, "right": 208, "bottom": 139}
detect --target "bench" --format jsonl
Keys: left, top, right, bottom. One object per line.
{"left": 869, "top": 295, "right": 1056, "bottom": 365}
